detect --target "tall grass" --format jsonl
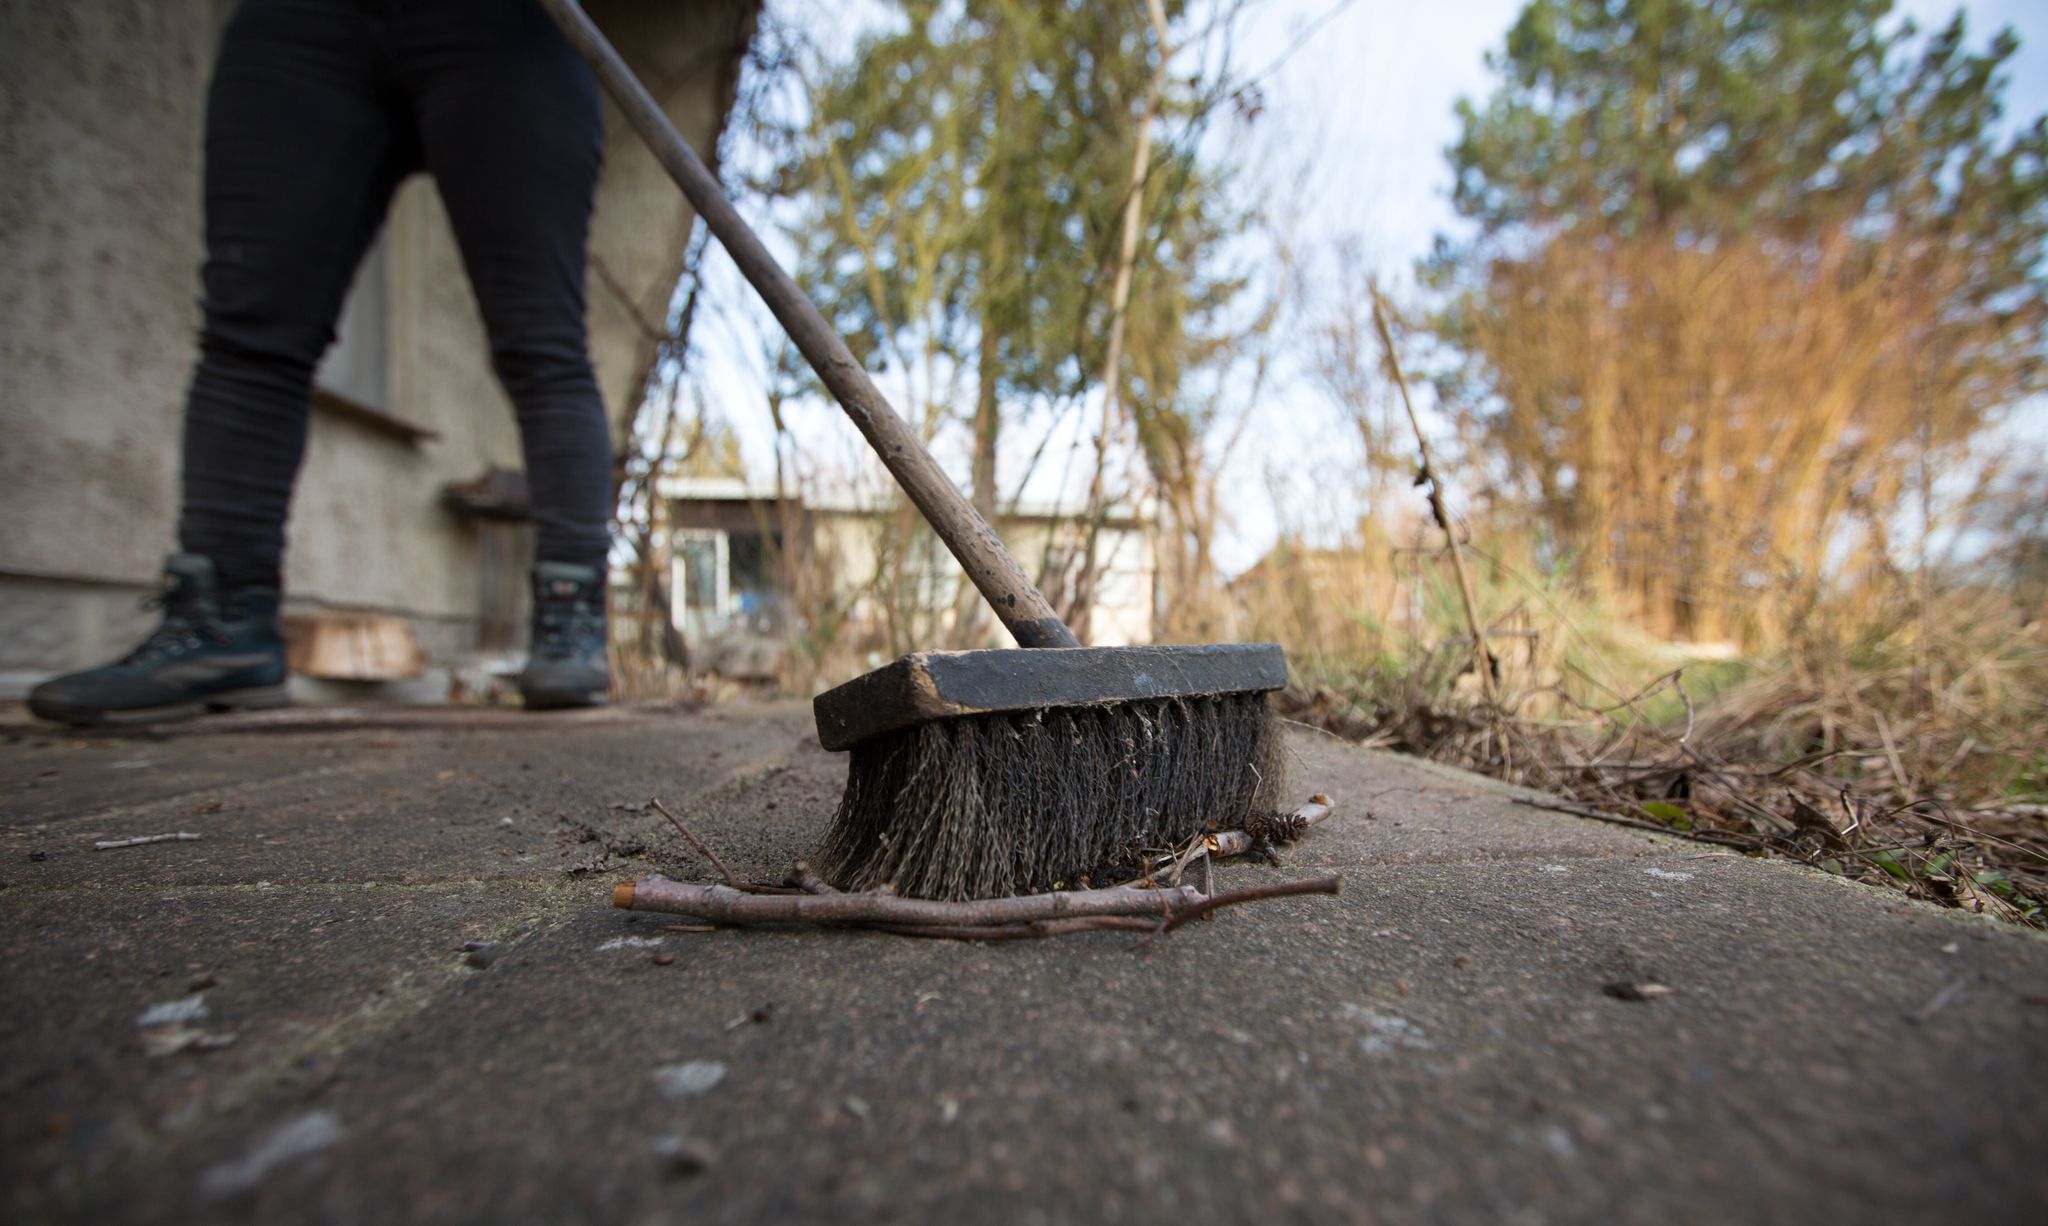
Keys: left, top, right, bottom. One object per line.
{"left": 1242, "top": 533, "right": 2048, "bottom": 925}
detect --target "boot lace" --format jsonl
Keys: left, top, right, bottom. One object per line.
{"left": 121, "top": 590, "right": 233, "bottom": 667}
{"left": 534, "top": 591, "right": 603, "bottom": 660}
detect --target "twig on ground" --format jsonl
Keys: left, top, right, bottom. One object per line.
{"left": 1118, "top": 794, "right": 1336, "bottom": 886}
{"left": 620, "top": 866, "right": 1341, "bottom": 945}
{"left": 1132, "top": 875, "right": 1342, "bottom": 948}
{"left": 778, "top": 863, "right": 1166, "bottom": 940}
{"left": 615, "top": 794, "right": 1343, "bottom": 946}
{"left": 786, "top": 862, "right": 839, "bottom": 894}
{"left": 1253, "top": 793, "right": 1334, "bottom": 839}
{"left": 864, "top": 916, "right": 1164, "bottom": 941}
{"left": 647, "top": 797, "right": 739, "bottom": 888}
{"left": 615, "top": 878, "right": 1208, "bottom": 925}
{"left": 94, "top": 832, "right": 201, "bottom": 851}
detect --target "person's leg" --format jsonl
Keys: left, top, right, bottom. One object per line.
{"left": 179, "top": 0, "right": 420, "bottom": 592}
{"left": 31, "top": 0, "right": 417, "bottom": 725}
{"left": 399, "top": 0, "right": 613, "bottom": 575}
{"left": 400, "top": 0, "right": 614, "bottom": 708}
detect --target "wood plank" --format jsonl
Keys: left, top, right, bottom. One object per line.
{"left": 283, "top": 613, "right": 427, "bottom": 682}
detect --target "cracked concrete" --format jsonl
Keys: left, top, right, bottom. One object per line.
{"left": 3, "top": 701, "right": 2044, "bottom": 1223}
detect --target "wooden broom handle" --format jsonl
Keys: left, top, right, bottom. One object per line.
{"left": 541, "top": 0, "right": 1081, "bottom": 650}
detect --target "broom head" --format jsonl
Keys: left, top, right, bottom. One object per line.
{"left": 812, "top": 643, "right": 1288, "bottom": 900}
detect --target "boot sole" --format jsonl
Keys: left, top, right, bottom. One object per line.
{"left": 29, "top": 684, "right": 292, "bottom": 728}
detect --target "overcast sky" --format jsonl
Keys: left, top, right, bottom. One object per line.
{"left": 1231, "top": 0, "right": 2048, "bottom": 274}
{"left": 1207, "top": 0, "right": 2048, "bottom": 570}
{"left": 700, "top": 0, "right": 2048, "bottom": 575}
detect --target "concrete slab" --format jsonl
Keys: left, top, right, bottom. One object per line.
{"left": 1278, "top": 731, "right": 1666, "bottom": 866}
{"left": 0, "top": 879, "right": 567, "bottom": 1211}
{"left": 1, "top": 706, "right": 819, "bottom": 889}
{"left": 2, "top": 703, "right": 2044, "bottom": 1223}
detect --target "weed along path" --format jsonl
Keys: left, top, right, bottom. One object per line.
{"left": 3, "top": 702, "right": 2044, "bottom": 1221}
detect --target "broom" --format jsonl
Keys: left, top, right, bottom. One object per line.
{"left": 543, "top": 0, "right": 1288, "bottom": 899}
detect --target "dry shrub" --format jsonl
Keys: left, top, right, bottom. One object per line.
{"left": 1706, "top": 589, "right": 2048, "bottom": 809}
{"left": 1466, "top": 225, "right": 2014, "bottom": 645}
{"left": 1273, "top": 565, "right": 2048, "bottom": 925}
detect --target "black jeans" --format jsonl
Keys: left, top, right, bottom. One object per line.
{"left": 179, "top": 0, "right": 612, "bottom": 591}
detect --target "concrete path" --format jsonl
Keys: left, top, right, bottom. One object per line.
{"left": 2, "top": 703, "right": 2043, "bottom": 1223}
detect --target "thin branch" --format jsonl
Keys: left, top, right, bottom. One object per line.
{"left": 93, "top": 832, "right": 201, "bottom": 850}
{"left": 615, "top": 878, "right": 1207, "bottom": 925}
{"left": 1369, "top": 278, "right": 1497, "bottom": 701}
{"left": 787, "top": 862, "right": 839, "bottom": 894}
{"left": 647, "top": 797, "right": 740, "bottom": 889}
{"left": 1117, "top": 794, "right": 1337, "bottom": 886}
{"left": 862, "top": 916, "right": 1163, "bottom": 942}
{"left": 1132, "top": 875, "right": 1342, "bottom": 948}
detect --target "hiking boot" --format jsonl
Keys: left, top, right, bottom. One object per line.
{"left": 28, "top": 554, "right": 288, "bottom": 726}
{"left": 518, "top": 561, "right": 610, "bottom": 710}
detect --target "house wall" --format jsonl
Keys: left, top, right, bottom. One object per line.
{"left": 0, "top": 0, "right": 755, "bottom": 690}
{"left": 0, "top": 1, "right": 216, "bottom": 675}
{"left": 655, "top": 480, "right": 1161, "bottom": 683}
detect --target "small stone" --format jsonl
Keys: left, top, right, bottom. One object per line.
{"left": 652, "top": 1061, "right": 725, "bottom": 1098}
{"left": 653, "top": 1135, "right": 716, "bottom": 1177}
{"left": 651, "top": 952, "right": 676, "bottom": 966}
{"left": 1602, "top": 980, "right": 1673, "bottom": 1002}
{"left": 28, "top": 850, "right": 48, "bottom": 862}
{"left": 198, "top": 1111, "right": 345, "bottom": 1200}
{"left": 464, "top": 948, "right": 498, "bottom": 969}
{"left": 137, "top": 996, "right": 209, "bottom": 1028}
{"left": 187, "top": 971, "right": 218, "bottom": 992}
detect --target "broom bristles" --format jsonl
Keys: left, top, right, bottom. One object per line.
{"left": 815, "top": 693, "right": 1285, "bottom": 900}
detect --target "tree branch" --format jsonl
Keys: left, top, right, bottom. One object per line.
{"left": 614, "top": 878, "right": 1206, "bottom": 925}
{"left": 1132, "top": 875, "right": 1343, "bottom": 948}
{"left": 648, "top": 797, "right": 740, "bottom": 888}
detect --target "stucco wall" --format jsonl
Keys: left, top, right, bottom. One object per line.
{"left": 0, "top": 0, "right": 755, "bottom": 680}
{"left": 584, "top": 0, "right": 758, "bottom": 431}
{"left": 0, "top": 1, "right": 213, "bottom": 590}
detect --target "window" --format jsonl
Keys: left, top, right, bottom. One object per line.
{"left": 670, "top": 530, "right": 730, "bottom": 642}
